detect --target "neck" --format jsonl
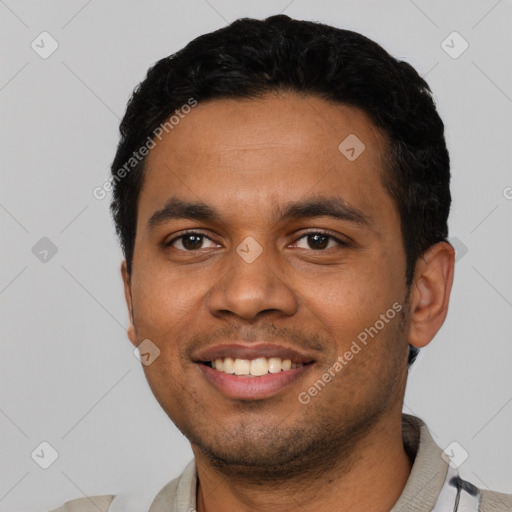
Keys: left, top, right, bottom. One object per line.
{"left": 194, "top": 408, "right": 412, "bottom": 512}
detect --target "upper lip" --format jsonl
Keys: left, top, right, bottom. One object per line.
{"left": 193, "top": 343, "right": 316, "bottom": 364}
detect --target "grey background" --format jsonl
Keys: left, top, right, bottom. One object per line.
{"left": 1, "top": 1, "right": 511, "bottom": 510}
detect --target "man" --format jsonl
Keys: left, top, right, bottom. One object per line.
{"left": 53, "top": 14, "right": 511, "bottom": 512}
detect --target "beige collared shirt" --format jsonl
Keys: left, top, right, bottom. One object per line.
{"left": 51, "top": 415, "right": 512, "bottom": 511}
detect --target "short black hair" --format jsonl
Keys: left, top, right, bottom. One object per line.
{"left": 110, "top": 15, "right": 451, "bottom": 366}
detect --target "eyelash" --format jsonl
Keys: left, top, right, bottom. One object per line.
{"left": 165, "top": 230, "right": 349, "bottom": 251}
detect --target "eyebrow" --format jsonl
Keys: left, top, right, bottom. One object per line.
{"left": 147, "top": 196, "right": 371, "bottom": 232}
{"left": 275, "top": 197, "right": 371, "bottom": 226}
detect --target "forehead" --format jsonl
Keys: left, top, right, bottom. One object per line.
{"left": 138, "top": 93, "right": 394, "bottom": 229}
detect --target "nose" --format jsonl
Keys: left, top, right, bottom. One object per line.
{"left": 206, "top": 244, "right": 298, "bottom": 322}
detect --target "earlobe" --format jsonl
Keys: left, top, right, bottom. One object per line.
{"left": 408, "top": 242, "right": 455, "bottom": 349}
{"left": 121, "top": 260, "right": 137, "bottom": 346}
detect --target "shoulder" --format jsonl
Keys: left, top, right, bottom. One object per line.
{"left": 49, "top": 460, "right": 196, "bottom": 512}
{"left": 479, "top": 489, "right": 512, "bottom": 511}
{"left": 399, "top": 415, "right": 512, "bottom": 512}
{"left": 148, "top": 459, "right": 197, "bottom": 511}
{"left": 49, "top": 495, "right": 115, "bottom": 512}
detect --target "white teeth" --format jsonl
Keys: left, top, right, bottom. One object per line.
{"left": 209, "top": 357, "right": 303, "bottom": 376}
{"left": 268, "top": 357, "right": 282, "bottom": 373}
{"left": 234, "top": 359, "right": 250, "bottom": 375}
{"left": 223, "top": 357, "right": 235, "bottom": 374}
{"left": 250, "top": 358, "right": 268, "bottom": 376}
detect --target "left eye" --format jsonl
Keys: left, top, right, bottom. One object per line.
{"left": 293, "top": 233, "right": 346, "bottom": 250}
{"left": 169, "top": 233, "right": 219, "bottom": 251}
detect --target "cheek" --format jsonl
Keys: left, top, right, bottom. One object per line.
{"left": 131, "top": 264, "right": 207, "bottom": 336}
{"left": 298, "top": 260, "right": 402, "bottom": 345}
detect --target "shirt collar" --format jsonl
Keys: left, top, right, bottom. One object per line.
{"left": 149, "top": 414, "right": 449, "bottom": 512}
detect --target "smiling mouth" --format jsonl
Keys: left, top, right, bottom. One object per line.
{"left": 199, "top": 357, "right": 314, "bottom": 377}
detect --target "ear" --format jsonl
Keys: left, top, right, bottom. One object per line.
{"left": 408, "top": 241, "right": 455, "bottom": 349}
{"left": 121, "top": 260, "right": 137, "bottom": 346}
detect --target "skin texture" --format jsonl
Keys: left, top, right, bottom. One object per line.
{"left": 121, "top": 92, "right": 455, "bottom": 512}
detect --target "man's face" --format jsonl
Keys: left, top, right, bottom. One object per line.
{"left": 124, "top": 93, "right": 411, "bottom": 477}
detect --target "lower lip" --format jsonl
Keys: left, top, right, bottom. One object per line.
{"left": 197, "top": 363, "right": 314, "bottom": 400}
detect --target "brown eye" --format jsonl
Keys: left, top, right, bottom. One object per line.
{"left": 168, "top": 232, "right": 219, "bottom": 251}
{"left": 307, "top": 233, "right": 329, "bottom": 249}
{"left": 294, "top": 232, "right": 347, "bottom": 250}
{"left": 181, "top": 234, "right": 204, "bottom": 250}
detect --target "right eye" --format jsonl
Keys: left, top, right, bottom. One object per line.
{"left": 166, "top": 231, "right": 220, "bottom": 252}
